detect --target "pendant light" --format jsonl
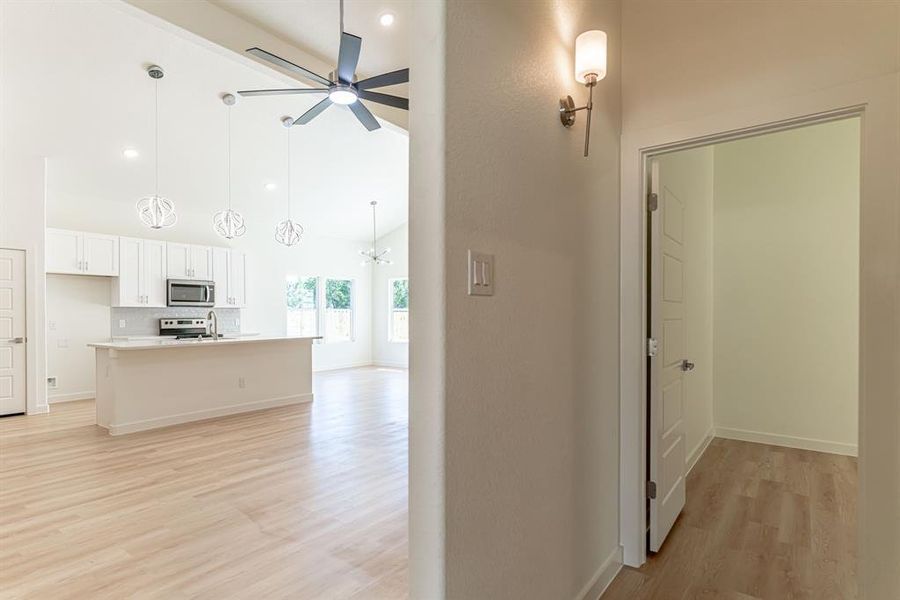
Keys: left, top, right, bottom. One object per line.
{"left": 213, "top": 94, "right": 247, "bottom": 239}
{"left": 136, "top": 65, "right": 176, "bottom": 229}
{"left": 359, "top": 201, "right": 392, "bottom": 265}
{"left": 275, "top": 116, "right": 304, "bottom": 246}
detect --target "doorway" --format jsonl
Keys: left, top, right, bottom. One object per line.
{"left": 645, "top": 117, "right": 861, "bottom": 567}
{"left": 0, "top": 248, "right": 27, "bottom": 416}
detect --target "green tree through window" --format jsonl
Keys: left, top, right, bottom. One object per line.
{"left": 326, "top": 279, "right": 352, "bottom": 309}
{"left": 392, "top": 279, "right": 409, "bottom": 310}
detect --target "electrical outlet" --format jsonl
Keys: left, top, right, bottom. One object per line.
{"left": 238, "top": 377, "right": 246, "bottom": 389}
{"left": 47, "top": 376, "right": 57, "bottom": 389}
{"left": 118, "top": 320, "right": 127, "bottom": 329}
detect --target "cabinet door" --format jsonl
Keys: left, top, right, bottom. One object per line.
{"left": 143, "top": 240, "right": 168, "bottom": 307}
{"left": 45, "top": 229, "right": 82, "bottom": 274}
{"left": 229, "top": 250, "right": 246, "bottom": 307}
{"left": 115, "top": 237, "right": 143, "bottom": 307}
{"left": 82, "top": 233, "right": 119, "bottom": 276}
{"left": 211, "top": 247, "right": 230, "bottom": 308}
{"left": 190, "top": 246, "right": 212, "bottom": 281}
{"left": 166, "top": 243, "right": 191, "bottom": 279}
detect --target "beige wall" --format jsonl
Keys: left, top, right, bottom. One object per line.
{"left": 622, "top": 1, "right": 899, "bottom": 594}
{"left": 657, "top": 147, "right": 715, "bottom": 469}
{"left": 713, "top": 118, "right": 859, "bottom": 453}
{"left": 411, "top": 0, "right": 622, "bottom": 597}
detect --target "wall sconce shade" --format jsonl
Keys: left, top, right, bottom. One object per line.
{"left": 560, "top": 30, "right": 608, "bottom": 157}
{"left": 574, "top": 30, "right": 607, "bottom": 84}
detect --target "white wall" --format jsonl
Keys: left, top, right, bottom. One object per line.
{"left": 712, "top": 118, "right": 859, "bottom": 454}
{"left": 657, "top": 147, "right": 715, "bottom": 470}
{"left": 621, "top": 2, "right": 900, "bottom": 593}
{"left": 411, "top": 1, "right": 622, "bottom": 597}
{"left": 45, "top": 275, "right": 111, "bottom": 402}
{"left": 372, "top": 223, "right": 409, "bottom": 368}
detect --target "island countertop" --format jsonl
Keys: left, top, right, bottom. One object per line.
{"left": 88, "top": 335, "right": 320, "bottom": 351}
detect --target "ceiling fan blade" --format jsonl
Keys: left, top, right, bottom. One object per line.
{"left": 246, "top": 47, "right": 333, "bottom": 87}
{"left": 336, "top": 32, "right": 362, "bottom": 84}
{"left": 357, "top": 90, "right": 408, "bottom": 111}
{"left": 356, "top": 68, "right": 409, "bottom": 91}
{"left": 349, "top": 101, "right": 380, "bottom": 131}
{"left": 238, "top": 88, "right": 329, "bottom": 97}
{"left": 294, "top": 97, "right": 333, "bottom": 125}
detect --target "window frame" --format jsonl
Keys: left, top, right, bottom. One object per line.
{"left": 285, "top": 275, "right": 321, "bottom": 339}
{"left": 388, "top": 277, "right": 409, "bottom": 344}
{"left": 323, "top": 277, "right": 356, "bottom": 344}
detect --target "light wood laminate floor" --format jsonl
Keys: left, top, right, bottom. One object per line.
{"left": 602, "top": 438, "right": 858, "bottom": 600}
{"left": 0, "top": 367, "right": 408, "bottom": 600}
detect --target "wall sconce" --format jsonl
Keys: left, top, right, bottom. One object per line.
{"left": 559, "top": 30, "right": 607, "bottom": 157}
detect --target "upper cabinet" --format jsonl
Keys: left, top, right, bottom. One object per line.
{"left": 112, "top": 237, "right": 167, "bottom": 307}
{"left": 46, "top": 229, "right": 118, "bottom": 276}
{"left": 212, "top": 247, "right": 246, "bottom": 308}
{"left": 167, "top": 243, "right": 212, "bottom": 281}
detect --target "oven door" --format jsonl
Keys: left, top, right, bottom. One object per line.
{"left": 167, "top": 280, "right": 215, "bottom": 307}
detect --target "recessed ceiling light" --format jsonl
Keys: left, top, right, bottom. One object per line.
{"left": 264, "top": 182, "right": 277, "bottom": 191}
{"left": 379, "top": 12, "right": 395, "bottom": 27}
{"left": 123, "top": 147, "right": 139, "bottom": 159}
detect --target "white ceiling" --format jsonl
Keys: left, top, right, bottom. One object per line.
{"left": 1, "top": 0, "right": 408, "bottom": 243}
{"left": 210, "top": 0, "right": 412, "bottom": 83}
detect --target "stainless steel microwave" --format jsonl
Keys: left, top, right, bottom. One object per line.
{"left": 167, "top": 279, "right": 215, "bottom": 307}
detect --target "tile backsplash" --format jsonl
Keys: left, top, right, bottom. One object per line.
{"left": 110, "top": 307, "right": 241, "bottom": 337}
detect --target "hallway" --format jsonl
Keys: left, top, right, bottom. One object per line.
{"left": 603, "top": 438, "right": 857, "bottom": 599}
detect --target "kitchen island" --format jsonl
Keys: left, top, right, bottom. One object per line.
{"left": 88, "top": 336, "right": 317, "bottom": 435}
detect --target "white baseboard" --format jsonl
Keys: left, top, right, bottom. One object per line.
{"left": 686, "top": 426, "right": 715, "bottom": 474}
{"left": 104, "top": 393, "right": 313, "bottom": 436}
{"left": 28, "top": 404, "right": 50, "bottom": 415}
{"left": 373, "top": 361, "right": 408, "bottom": 369}
{"left": 313, "top": 361, "right": 374, "bottom": 373}
{"left": 574, "top": 545, "right": 623, "bottom": 600}
{"left": 715, "top": 426, "right": 857, "bottom": 457}
{"left": 49, "top": 391, "right": 95, "bottom": 403}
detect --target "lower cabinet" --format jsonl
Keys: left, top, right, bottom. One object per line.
{"left": 112, "top": 237, "right": 167, "bottom": 307}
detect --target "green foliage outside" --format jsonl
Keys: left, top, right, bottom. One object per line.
{"left": 286, "top": 277, "right": 317, "bottom": 310}
{"left": 325, "top": 279, "right": 353, "bottom": 309}
{"left": 392, "top": 279, "right": 409, "bottom": 310}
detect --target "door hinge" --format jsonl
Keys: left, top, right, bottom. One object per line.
{"left": 647, "top": 337, "right": 659, "bottom": 358}
{"left": 647, "top": 480, "right": 657, "bottom": 499}
{"left": 648, "top": 192, "right": 658, "bottom": 212}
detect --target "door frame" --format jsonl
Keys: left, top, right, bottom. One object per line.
{"left": 618, "top": 73, "right": 899, "bottom": 579}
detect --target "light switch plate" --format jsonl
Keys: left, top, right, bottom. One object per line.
{"left": 118, "top": 320, "right": 126, "bottom": 329}
{"left": 468, "top": 250, "right": 494, "bottom": 296}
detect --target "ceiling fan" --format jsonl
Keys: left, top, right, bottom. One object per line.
{"left": 237, "top": 0, "right": 409, "bottom": 132}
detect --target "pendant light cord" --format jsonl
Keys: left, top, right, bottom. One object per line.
{"left": 226, "top": 104, "right": 232, "bottom": 211}
{"left": 372, "top": 202, "right": 377, "bottom": 256}
{"left": 286, "top": 127, "right": 292, "bottom": 220}
{"left": 154, "top": 77, "right": 159, "bottom": 198}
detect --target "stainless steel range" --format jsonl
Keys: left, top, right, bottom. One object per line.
{"left": 159, "top": 318, "right": 216, "bottom": 340}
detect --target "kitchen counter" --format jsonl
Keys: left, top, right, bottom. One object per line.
{"left": 91, "top": 336, "right": 317, "bottom": 435}
{"left": 89, "top": 334, "right": 316, "bottom": 351}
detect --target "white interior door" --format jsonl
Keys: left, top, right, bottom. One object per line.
{"left": 648, "top": 158, "right": 687, "bottom": 551}
{"left": 0, "top": 249, "right": 27, "bottom": 415}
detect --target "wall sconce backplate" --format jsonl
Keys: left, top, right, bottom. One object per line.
{"left": 559, "top": 95, "right": 576, "bottom": 127}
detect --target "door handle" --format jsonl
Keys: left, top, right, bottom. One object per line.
{"left": 681, "top": 359, "right": 695, "bottom": 372}
{"left": 2, "top": 337, "right": 25, "bottom": 344}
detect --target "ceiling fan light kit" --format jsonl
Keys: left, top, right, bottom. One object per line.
{"left": 237, "top": 0, "right": 409, "bottom": 132}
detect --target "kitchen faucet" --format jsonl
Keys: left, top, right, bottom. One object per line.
{"left": 207, "top": 310, "right": 219, "bottom": 339}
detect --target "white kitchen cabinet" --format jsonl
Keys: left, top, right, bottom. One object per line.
{"left": 46, "top": 228, "right": 118, "bottom": 276}
{"left": 166, "top": 243, "right": 212, "bottom": 280}
{"left": 113, "top": 238, "right": 167, "bottom": 307}
{"left": 211, "top": 247, "right": 247, "bottom": 308}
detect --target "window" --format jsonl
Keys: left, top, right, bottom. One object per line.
{"left": 286, "top": 276, "right": 319, "bottom": 336}
{"left": 325, "top": 278, "right": 354, "bottom": 342}
{"left": 389, "top": 278, "right": 409, "bottom": 342}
